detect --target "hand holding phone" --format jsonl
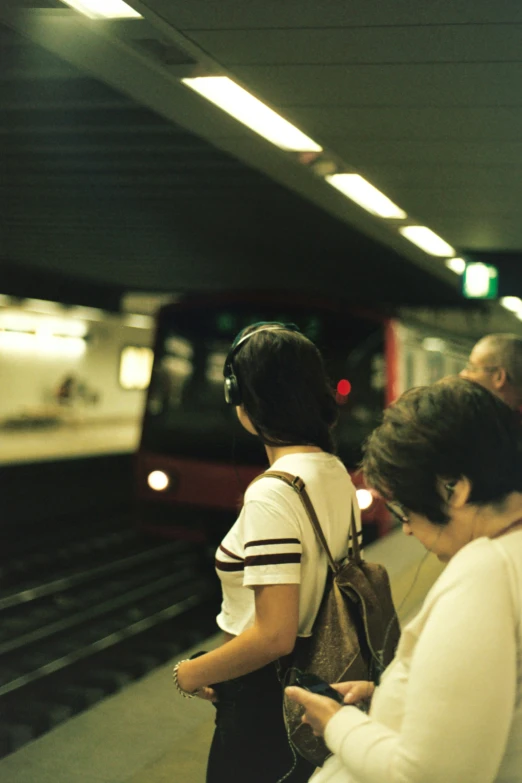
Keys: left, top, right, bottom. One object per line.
{"left": 293, "top": 672, "right": 345, "bottom": 704}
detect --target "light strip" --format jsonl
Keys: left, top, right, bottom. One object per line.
{"left": 182, "top": 76, "right": 322, "bottom": 152}
{"left": 0, "top": 313, "right": 88, "bottom": 338}
{"left": 125, "top": 314, "right": 154, "bottom": 329}
{"left": 23, "top": 299, "right": 63, "bottom": 315}
{"left": 0, "top": 332, "right": 86, "bottom": 357}
{"left": 445, "top": 258, "right": 466, "bottom": 275}
{"left": 68, "top": 306, "right": 106, "bottom": 322}
{"left": 500, "top": 296, "right": 522, "bottom": 315}
{"left": 399, "top": 226, "right": 456, "bottom": 257}
{"left": 60, "top": 0, "right": 142, "bottom": 19}
{"left": 325, "top": 174, "right": 407, "bottom": 219}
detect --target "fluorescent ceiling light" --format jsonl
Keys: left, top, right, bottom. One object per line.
{"left": 445, "top": 258, "right": 466, "bottom": 275}
{"left": 60, "top": 0, "right": 142, "bottom": 19}
{"left": 182, "top": 76, "right": 322, "bottom": 152}
{"left": 399, "top": 226, "right": 455, "bottom": 257}
{"left": 325, "top": 174, "right": 407, "bottom": 219}
{"left": 500, "top": 296, "right": 522, "bottom": 314}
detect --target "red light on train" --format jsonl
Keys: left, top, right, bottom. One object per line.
{"left": 337, "top": 379, "right": 351, "bottom": 396}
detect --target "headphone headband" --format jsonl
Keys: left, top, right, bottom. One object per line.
{"left": 227, "top": 322, "right": 299, "bottom": 361}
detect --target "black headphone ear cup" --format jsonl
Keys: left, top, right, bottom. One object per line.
{"left": 224, "top": 373, "right": 241, "bottom": 406}
{"left": 445, "top": 482, "right": 456, "bottom": 495}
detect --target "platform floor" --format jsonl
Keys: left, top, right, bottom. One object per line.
{"left": 0, "top": 635, "right": 222, "bottom": 783}
{"left": 0, "top": 532, "right": 445, "bottom": 783}
{"left": 0, "top": 418, "right": 140, "bottom": 465}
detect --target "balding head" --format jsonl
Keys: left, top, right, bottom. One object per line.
{"left": 460, "top": 333, "right": 522, "bottom": 409}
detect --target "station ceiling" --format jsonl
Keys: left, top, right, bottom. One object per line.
{"left": 2, "top": 1, "right": 522, "bottom": 311}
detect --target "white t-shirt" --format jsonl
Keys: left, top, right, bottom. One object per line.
{"left": 312, "top": 530, "right": 522, "bottom": 783}
{"left": 215, "top": 451, "right": 361, "bottom": 637}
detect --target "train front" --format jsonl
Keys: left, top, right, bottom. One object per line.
{"left": 135, "top": 295, "right": 392, "bottom": 545}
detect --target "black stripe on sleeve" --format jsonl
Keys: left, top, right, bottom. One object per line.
{"left": 219, "top": 544, "right": 244, "bottom": 561}
{"left": 245, "top": 553, "right": 301, "bottom": 567}
{"left": 215, "top": 559, "right": 245, "bottom": 572}
{"left": 245, "top": 538, "right": 301, "bottom": 548}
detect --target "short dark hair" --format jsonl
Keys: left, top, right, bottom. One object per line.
{"left": 362, "top": 377, "right": 522, "bottom": 524}
{"left": 232, "top": 325, "right": 338, "bottom": 453}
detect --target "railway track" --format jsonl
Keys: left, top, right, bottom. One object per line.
{"left": 0, "top": 533, "right": 219, "bottom": 758}
{"left": 1, "top": 507, "right": 136, "bottom": 587}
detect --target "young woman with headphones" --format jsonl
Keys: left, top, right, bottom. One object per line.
{"left": 172, "top": 322, "right": 362, "bottom": 783}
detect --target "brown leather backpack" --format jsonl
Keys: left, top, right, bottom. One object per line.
{"left": 254, "top": 471, "right": 401, "bottom": 768}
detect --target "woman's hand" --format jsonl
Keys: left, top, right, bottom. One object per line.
{"left": 176, "top": 660, "right": 217, "bottom": 703}
{"left": 331, "top": 680, "right": 375, "bottom": 705}
{"left": 285, "top": 687, "right": 343, "bottom": 737}
{"left": 194, "top": 686, "right": 217, "bottom": 703}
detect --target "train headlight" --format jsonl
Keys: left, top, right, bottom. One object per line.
{"left": 147, "top": 470, "right": 170, "bottom": 491}
{"left": 356, "top": 489, "right": 373, "bottom": 510}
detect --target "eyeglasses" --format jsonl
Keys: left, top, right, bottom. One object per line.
{"left": 385, "top": 501, "right": 409, "bottom": 526}
{"left": 463, "top": 362, "right": 503, "bottom": 376}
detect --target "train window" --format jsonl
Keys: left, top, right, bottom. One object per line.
{"left": 119, "top": 346, "right": 154, "bottom": 390}
{"left": 370, "top": 354, "right": 385, "bottom": 390}
{"left": 165, "top": 335, "right": 193, "bottom": 358}
{"left": 426, "top": 351, "right": 445, "bottom": 384}
{"left": 140, "top": 303, "right": 386, "bottom": 468}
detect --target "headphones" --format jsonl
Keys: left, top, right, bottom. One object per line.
{"left": 445, "top": 481, "right": 457, "bottom": 497}
{"left": 223, "top": 321, "right": 300, "bottom": 406}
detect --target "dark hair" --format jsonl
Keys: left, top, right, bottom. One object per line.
{"left": 362, "top": 376, "right": 522, "bottom": 524}
{"left": 232, "top": 325, "right": 338, "bottom": 453}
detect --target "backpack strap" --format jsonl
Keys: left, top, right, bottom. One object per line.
{"left": 249, "top": 470, "right": 361, "bottom": 572}
{"left": 348, "top": 501, "right": 362, "bottom": 564}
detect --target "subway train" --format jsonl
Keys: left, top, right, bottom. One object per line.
{"left": 135, "top": 291, "right": 476, "bottom": 545}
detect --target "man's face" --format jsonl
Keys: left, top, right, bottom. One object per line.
{"left": 460, "top": 343, "right": 502, "bottom": 395}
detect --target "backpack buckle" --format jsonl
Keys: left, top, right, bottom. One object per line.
{"left": 291, "top": 476, "right": 305, "bottom": 492}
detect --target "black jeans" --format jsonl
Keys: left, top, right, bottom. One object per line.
{"left": 207, "top": 663, "right": 316, "bottom": 783}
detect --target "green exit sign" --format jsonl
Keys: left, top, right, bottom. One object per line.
{"left": 462, "top": 262, "right": 499, "bottom": 299}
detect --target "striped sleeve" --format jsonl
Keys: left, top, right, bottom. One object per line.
{"left": 215, "top": 543, "right": 244, "bottom": 574}
{"left": 241, "top": 499, "right": 302, "bottom": 587}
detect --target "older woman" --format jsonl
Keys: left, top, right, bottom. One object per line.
{"left": 287, "top": 377, "right": 522, "bottom": 783}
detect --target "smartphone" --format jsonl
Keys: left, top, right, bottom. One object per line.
{"left": 293, "top": 672, "right": 345, "bottom": 704}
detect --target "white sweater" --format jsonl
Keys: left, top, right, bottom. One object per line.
{"left": 312, "top": 531, "right": 522, "bottom": 783}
